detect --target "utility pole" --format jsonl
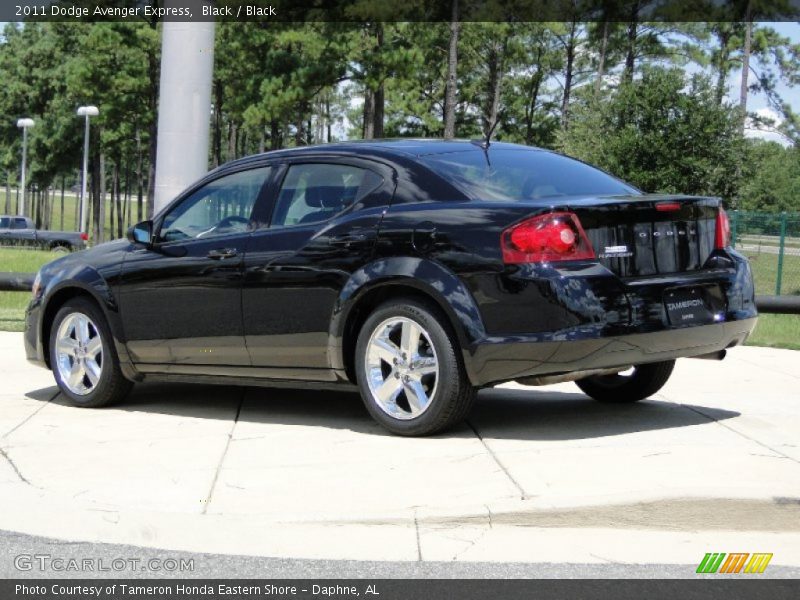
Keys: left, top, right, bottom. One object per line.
{"left": 153, "top": 9, "right": 215, "bottom": 214}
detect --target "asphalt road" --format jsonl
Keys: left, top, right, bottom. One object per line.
{"left": 3, "top": 528, "right": 799, "bottom": 579}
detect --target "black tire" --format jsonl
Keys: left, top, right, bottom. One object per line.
{"left": 355, "top": 298, "right": 476, "bottom": 436}
{"left": 49, "top": 242, "right": 71, "bottom": 253}
{"left": 575, "top": 360, "right": 675, "bottom": 403}
{"left": 49, "top": 297, "right": 132, "bottom": 408}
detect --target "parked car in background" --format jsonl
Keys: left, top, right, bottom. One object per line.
{"left": 0, "top": 216, "right": 87, "bottom": 252}
{"left": 24, "top": 140, "right": 757, "bottom": 436}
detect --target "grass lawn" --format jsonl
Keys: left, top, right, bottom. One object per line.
{"left": 740, "top": 251, "right": 800, "bottom": 296}
{"left": 0, "top": 248, "right": 60, "bottom": 332}
{"left": 746, "top": 313, "right": 800, "bottom": 351}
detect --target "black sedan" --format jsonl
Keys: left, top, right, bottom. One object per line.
{"left": 24, "top": 140, "right": 757, "bottom": 436}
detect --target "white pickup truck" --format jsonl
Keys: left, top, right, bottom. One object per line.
{"left": 0, "top": 216, "right": 87, "bottom": 251}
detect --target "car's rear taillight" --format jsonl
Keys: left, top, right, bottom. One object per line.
{"left": 715, "top": 207, "right": 730, "bottom": 249}
{"left": 502, "top": 212, "right": 595, "bottom": 264}
{"left": 80, "top": 232, "right": 88, "bottom": 241}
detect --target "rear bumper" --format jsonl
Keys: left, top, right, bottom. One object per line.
{"left": 462, "top": 249, "right": 757, "bottom": 387}
{"left": 465, "top": 317, "right": 756, "bottom": 386}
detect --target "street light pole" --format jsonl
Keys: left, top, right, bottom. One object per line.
{"left": 76, "top": 106, "right": 99, "bottom": 235}
{"left": 16, "top": 118, "right": 34, "bottom": 216}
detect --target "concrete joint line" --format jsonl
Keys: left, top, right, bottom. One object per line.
{"left": 0, "top": 446, "right": 32, "bottom": 486}
{"left": 2, "top": 389, "right": 59, "bottom": 440}
{"left": 680, "top": 403, "right": 800, "bottom": 466}
{"left": 466, "top": 420, "right": 528, "bottom": 500}
{"left": 202, "top": 392, "right": 245, "bottom": 515}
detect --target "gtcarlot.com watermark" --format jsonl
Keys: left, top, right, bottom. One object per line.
{"left": 14, "top": 553, "right": 194, "bottom": 573}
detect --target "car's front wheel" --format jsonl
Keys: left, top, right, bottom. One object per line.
{"left": 355, "top": 299, "right": 476, "bottom": 436}
{"left": 575, "top": 360, "right": 675, "bottom": 403}
{"left": 49, "top": 297, "right": 132, "bottom": 408}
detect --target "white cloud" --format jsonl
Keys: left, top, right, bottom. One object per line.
{"left": 744, "top": 107, "right": 791, "bottom": 146}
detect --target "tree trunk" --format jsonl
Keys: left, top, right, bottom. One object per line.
{"left": 373, "top": 83, "right": 385, "bottom": 139}
{"left": 34, "top": 187, "right": 40, "bottom": 229}
{"left": 45, "top": 186, "right": 51, "bottom": 230}
{"left": 373, "top": 24, "right": 385, "bottom": 138}
{"left": 483, "top": 39, "right": 505, "bottom": 140}
{"left": 136, "top": 129, "right": 144, "bottom": 224}
{"left": 623, "top": 19, "right": 637, "bottom": 84}
{"left": 4, "top": 177, "right": 10, "bottom": 214}
{"left": 270, "top": 119, "right": 282, "bottom": 150}
{"left": 561, "top": 22, "right": 577, "bottom": 128}
{"left": 443, "top": 0, "right": 460, "bottom": 139}
{"left": 325, "top": 98, "right": 332, "bottom": 142}
{"left": 595, "top": 20, "right": 609, "bottom": 95}
{"left": 363, "top": 88, "right": 375, "bottom": 139}
{"left": 524, "top": 69, "right": 543, "bottom": 145}
{"left": 60, "top": 177, "right": 65, "bottom": 230}
{"left": 98, "top": 152, "right": 106, "bottom": 243}
{"left": 212, "top": 78, "right": 223, "bottom": 167}
{"left": 115, "top": 165, "right": 123, "bottom": 238}
{"left": 228, "top": 121, "right": 237, "bottom": 159}
{"left": 739, "top": 7, "right": 752, "bottom": 132}
{"left": 91, "top": 156, "right": 100, "bottom": 242}
{"left": 125, "top": 161, "right": 132, "bottom": 234}
{"left": 74, "top": 170, "right": 80, "bottom": 230}
{"left": 109, "top": 165, "right": 116, "bottom": 239}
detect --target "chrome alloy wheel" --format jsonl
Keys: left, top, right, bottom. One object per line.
{"left": 364, "top": 316, "right": 439, "bottom": 420}
{"left": 55, "top": 312, "right": 104, "bottom": 396}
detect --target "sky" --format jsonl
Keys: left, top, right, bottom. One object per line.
{"left": 730, "top": 22, "right": 800, "bottom": 145}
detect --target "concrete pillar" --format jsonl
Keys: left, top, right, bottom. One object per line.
{"left": 153, "top": 15, "right": 215, "bottom": 214}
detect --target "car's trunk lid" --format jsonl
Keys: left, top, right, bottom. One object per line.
{"left": 568, "top": 195, "right": 719, "bottom": 277}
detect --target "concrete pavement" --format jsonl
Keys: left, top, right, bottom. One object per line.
{"left": 1, "top": 331, "right": 799, "bottom": 571}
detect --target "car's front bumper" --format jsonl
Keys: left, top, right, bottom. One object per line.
{"left": 24, "top": 297, "right": 46, "bottom": 368}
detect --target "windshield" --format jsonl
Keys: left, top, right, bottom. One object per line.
{"left": 421, "top": 148, "right": 638, "bottom": 201}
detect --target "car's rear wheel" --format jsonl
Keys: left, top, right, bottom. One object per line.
{"left": 355, "top": 299, "right": 476, "bottom": 436}
{"left": 575, "top": 360, "right": 675, "bottom": 403}
{"left": 49, "top": 298, "right": 132, "bottom": 408}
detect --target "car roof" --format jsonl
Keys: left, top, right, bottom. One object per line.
{"left": 221, "top": 139, "right": 542, "bottom": 169}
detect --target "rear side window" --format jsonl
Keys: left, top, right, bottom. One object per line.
{"left": 422, "top": 149, "right": 638, "bottom": 201}
{"left": 271, "top": 163, "right": 382, "bottom": 228}
{"left": 0, "top": 217, "right": 9, "bottom": 228}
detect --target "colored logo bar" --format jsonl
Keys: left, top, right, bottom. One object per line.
{"left": 696, "top": 553, "right": 773, "bottom": 574}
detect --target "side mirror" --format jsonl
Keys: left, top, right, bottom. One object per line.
{"left": 127, "top": 220, "right": 153, "bottom": 246}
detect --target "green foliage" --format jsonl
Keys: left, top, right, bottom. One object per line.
{"left": 559, "top": 68, "right": 743, "bottom": 199}
{"left": 739, "top": 141, "right": 800, "bottom": 211}
{"left": 1, "top": 18, "right": 799, "bottom": 220}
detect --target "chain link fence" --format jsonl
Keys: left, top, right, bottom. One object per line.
{"left": 731, "top": 211, "right": 800, "bottom": 296}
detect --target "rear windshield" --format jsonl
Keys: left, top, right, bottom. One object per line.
{"left": 421, "top": 148, "right": 638, "bottom": 201}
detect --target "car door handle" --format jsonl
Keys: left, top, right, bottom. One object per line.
{"left": 329, "top": 233, "right": 368, "bottom": 247}
{"left": 207, "top": 248, "right": 238, "bottom": 260}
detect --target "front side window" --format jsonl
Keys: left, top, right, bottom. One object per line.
{"left": 13, "top": 218, "right": 29, "bottom": 229}
{"left": 158, "top": 167, "right": 271, "bottom": 243}
{"left": 271, "top": 163, "right": 381, "bottom": 228}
